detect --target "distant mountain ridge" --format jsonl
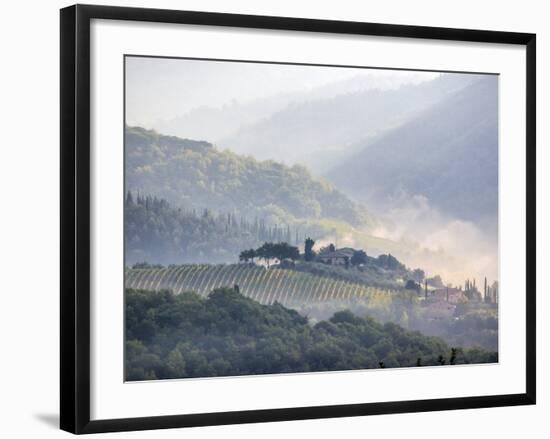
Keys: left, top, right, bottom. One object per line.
{"left": 151, "top": 71, "right": 438, "bottom": 146}
{"left": 326, "top": 76, "right": 498, "bottom": 222}
{"left": 217, "top": 74, "right": 475, "bottom": 172}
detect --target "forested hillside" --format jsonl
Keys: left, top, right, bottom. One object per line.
{"left": 125, "top": 287, "right": 497, "bottom": 380}
{"left": 127, "top": 193, "right": 273, "bottom": 265}
{"left": 126, "top": 125, "right": 372, "bottom": 227}
{"left": 327, "top": 76, "right": 498, "bottom": 222}
{"left": 126, "top": 192, "right": 334, "bottom": 265}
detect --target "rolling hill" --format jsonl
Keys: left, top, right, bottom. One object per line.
{"left": 125, "top": 125, "right": 372, "bottom": 227}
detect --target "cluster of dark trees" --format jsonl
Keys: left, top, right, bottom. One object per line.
{"left": 304, "top": 237, "right": 406, "bottom": 272}
{"left": 239, "top": 242, "right": 300, "bottom": 266}
{"left": 462, "top": 278, "right": 499, "bottom": 304}
{"left": 405, "top": 273, "right": 446, "bottom": 295}
{"left": 125, "top": 287, "right": 497, "bottom": 381}
{"left": 238, "top": 236, "right": 414, "bottom": 289}
{"left": 350, "top": 250, "right": 368, "bottom": 266}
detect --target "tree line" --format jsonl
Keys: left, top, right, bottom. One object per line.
{"left": 125, "top": 191, "right": 320, "bottom": 265}
{"left": 241, "top": 236, "right": 406, "bottom": 273}
{"left": 239, "top": 242, "right": 300, "bottom": 266}
{"left": 125, "top": 287, "right": 497, "bottom": 381}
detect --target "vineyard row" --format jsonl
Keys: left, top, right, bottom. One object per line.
{"left": 125, "top": 264, "right": 395, "bottom": 305}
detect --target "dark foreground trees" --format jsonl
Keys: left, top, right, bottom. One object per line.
{"left": 125, "top": 288, "right": 497, "bottom": 381}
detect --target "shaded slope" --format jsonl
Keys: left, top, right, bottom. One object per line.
{"left": 327, "top": 76, "right": 498, "bottom": 221}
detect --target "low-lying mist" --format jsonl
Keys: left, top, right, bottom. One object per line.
{"left": 369, "top": 194, "right": 498, "bottom": 286}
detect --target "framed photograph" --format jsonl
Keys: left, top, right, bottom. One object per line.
{"left": 60, "top": 4, "right": 536, "bottom": 434}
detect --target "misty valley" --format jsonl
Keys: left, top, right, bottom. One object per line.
{"left": 124, "top": 64, "right": 499, "bottom": 381}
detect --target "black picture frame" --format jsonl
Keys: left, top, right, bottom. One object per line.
{"left": 60, "top": 4, "right": 536, "bottom": 434}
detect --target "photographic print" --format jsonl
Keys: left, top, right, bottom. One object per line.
{"left": 124, "top": 56, "right": 499, "bottom": 381}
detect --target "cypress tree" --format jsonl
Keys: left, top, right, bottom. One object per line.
{"left": 450, "top": 348, "right": 457, "bottom": 365}
{"left": 126, "top": 190, "right": 134, "bottom": 205}
{"left": 304, "top": 237, "right": 315, "bottom": 262}
{"left": 286, "top": 225, "right": 291, "bottom": 244}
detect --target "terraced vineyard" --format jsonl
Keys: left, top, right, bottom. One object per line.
{"left": 125, "top": 264, "right": 394, "bottom": 305}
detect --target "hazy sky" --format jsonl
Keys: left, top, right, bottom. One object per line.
{"left": 125, "top": 56, "right": 439, "bottom": 127}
